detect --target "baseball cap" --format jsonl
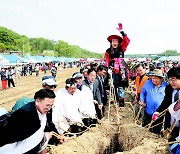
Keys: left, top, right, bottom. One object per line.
{"left": 72, "top": 72, "right": 83, "bottom": 79}
{"left": 42, "top": 76, "right": 57, "bottom": 86}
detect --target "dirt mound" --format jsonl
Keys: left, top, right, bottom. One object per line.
{"left": 48, "top": 105, "right": 169, "bottom": 154}
{"left": 0, "top": 69, "right": 170, "bottom": 154}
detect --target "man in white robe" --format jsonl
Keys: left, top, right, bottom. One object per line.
{"left": 52, "top": 78, "right": 83, "bottom": 134}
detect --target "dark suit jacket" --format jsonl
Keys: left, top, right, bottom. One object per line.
{"left": 82, "top": 79, "right": 102, "bottom": 105}
{"left": 157, "top": 84, "right": 173, "bottom": 129}
{"left": 156, "top": 84, "right": 179, "bottom": 141}
{"left": 0, "top": 101, "right": 41, "bottom": 147}
{"left": 96, "top": 76, "right": 107, "bottom": 105}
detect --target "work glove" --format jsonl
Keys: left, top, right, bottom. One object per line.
{"left": 152, "top": 112, "right": 159, "bottom": 121}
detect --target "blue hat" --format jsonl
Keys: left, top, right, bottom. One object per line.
{"left": 42, "top": 76, "right": 54, "bottom": 81}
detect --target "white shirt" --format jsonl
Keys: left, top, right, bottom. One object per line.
{"left": 52, "top": 88, "right": 82, "bottom": 134}
{"left": 169, "top": 102, "right": 180, "bottom": 141}
{"left": 79, "top": 85, "right": 96, "bottom": 118}
{"left": 0, "top": 111, "right": 46, "bottom": 154}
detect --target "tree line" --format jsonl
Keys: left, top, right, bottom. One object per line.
{"left": 0, "top": 26, "right": 103, "bottom": 58}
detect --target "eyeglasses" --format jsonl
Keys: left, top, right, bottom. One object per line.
{"left": 49, "top": 85, "right": 57, "bottom": 89}
{"left": 168, "top": 78, "right": 177, "bottom": 83}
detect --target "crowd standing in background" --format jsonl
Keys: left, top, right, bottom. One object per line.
{"left": 0, "top": 59, "right": 180, "bottom": 153}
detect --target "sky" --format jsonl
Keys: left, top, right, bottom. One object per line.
{"left": 0, "top": 0, "right": 180, "bottom": 55}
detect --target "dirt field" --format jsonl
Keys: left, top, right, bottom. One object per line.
{"left": 0, "top": 68, "right": 170, "bottom": 154}
{"left": 0, "top": 68, "right": 79, "bottom": 111}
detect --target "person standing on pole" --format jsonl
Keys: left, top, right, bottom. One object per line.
{"left": 104, "top": 23, "right": 130, "bottom": 107}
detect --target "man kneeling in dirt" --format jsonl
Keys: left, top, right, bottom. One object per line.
{"left": 53, "top": 78, "right": 86, "bottom": 135}
{"left": 12, "top": 76, "right": 67, "bottom": 145}
{"left": 0, "top": 89, "right": 55, "bottom": 154}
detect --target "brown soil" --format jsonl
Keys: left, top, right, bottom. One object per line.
{"left": 0, "top": 68, "right": 170, "bottom": 154}
{"left": 0, "top": 68, "right": 79, "bottom": 111}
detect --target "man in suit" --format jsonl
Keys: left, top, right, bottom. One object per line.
{"left": 152, "top": 66, "right": 180, "bottom": 141}
{"left": 11, "top": 76, "right": 63, "bottom": 146}
{"left": 82, "top": 68, "right": 103, "bottom": 119}
{"left": 0, "top": 89, "right": 56, "bottom": 154}
{"left": 96, "top": 65, "right": 108, "bottom": 118}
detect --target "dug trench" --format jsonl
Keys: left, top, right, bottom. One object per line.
{"left": 48, "top": 104, "right": 170, "bottom": 154}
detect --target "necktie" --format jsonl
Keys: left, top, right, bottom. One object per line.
{"left": 100, "top": 77, "right": 104, "bottom": 98}
{"left": 174, "top": 90, "right": 179, "bottom": 102}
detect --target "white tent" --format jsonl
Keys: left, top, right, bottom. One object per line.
{"left": 0, "top": 55, "right": 10, "bottom": 66}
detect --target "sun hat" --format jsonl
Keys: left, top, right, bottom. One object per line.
{"left": 152, "top": 69, "right": 164, "bottom": 78}
{"left": 107, "top": 35, "right": 122, "bottom": 42}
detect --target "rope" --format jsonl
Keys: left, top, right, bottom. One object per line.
{"left": 163, "top": 118, "right": 177, "bottom": 139}
{"left": 165, "top": 140, "right": 180, "bottom": 145}
{"left": 144, "top": 108, "right": 168, "bottom": 129}
{"left": 134, "top": 105, "right": 143, "bottom": 124}
{"left": 107, "top": 68, "right": 120, "bottom": 124}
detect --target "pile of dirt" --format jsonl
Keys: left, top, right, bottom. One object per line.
{"left": 48, "top": 105, "right": 169, "bottom": 154}
{"left": 0, "top": 68, "right": 170, "bottom": 153}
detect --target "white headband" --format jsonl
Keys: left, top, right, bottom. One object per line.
{"left": 66, "top": 83, "right": 77, "bottom": 87}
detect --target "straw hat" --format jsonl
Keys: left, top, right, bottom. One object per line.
{"left": 152, "top": 69, "right": 164, "bottom": 78}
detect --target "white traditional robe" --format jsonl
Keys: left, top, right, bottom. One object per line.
{"left": 52, "top": 88, "right": 83, "bottom": 134}
{"left": 79, "top": 85, "right": 96, "bottom": 118}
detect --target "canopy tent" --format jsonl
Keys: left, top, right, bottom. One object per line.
{"left": 79, "top": 58, "right": 87, "bottom": 62}
{"left": 48, "top": 56, "right": 60, "bottom": 62}
{"left": 24, "top": 55, "right": 37, "bottom": 63}
{"left": 0, "top": 54, "right": 29, "bottom": 64}
{"left": 158, "top": 56, "right": 169, "bottom": 61}
{"left": 58, "top": 57, "right": 65, "bottom": 62}
{"left": 43, "top": 56, "right": 52, "bottom": 63}
{"left": 31, "top": 56, "right": 49, "bottom": 63}
{"left": 0, "top": 55, "right": 10, "bottom": 66}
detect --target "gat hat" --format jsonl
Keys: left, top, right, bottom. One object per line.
{"left": 152, "top": 69, "right": 164, "bottom": 78}
{"left": 107, "top": 35, "right": 122, "bottom": 42}
{"left": 72, "top": 72, "right": 83, "bottom": 79}
{"left": 42, "top": 76, "right": 57, "bottom": 86}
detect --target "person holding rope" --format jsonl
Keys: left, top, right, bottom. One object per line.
{"left": 152, "top": 66, "right": 180, "bottom": 141}
{"left": 104, "top": 23, "right": 130, "bottom": 107}
{"left": 133, "top": 64, "right": 149, "bottom": 118}
{"left": 72, "top": 72, "right": 97, "bottom": 126}
{"left": 139, "top": 69, "right": 166, "bottom": 132}
{"left": 53, "top": 78, "right": 85, "bottom": 134}
{"left": 12, "top": 76, "right": 66, "bottom": 146}
{"left": 0, "top": 89, "right": 56, "bottom": 154}
{"left": 82, "top": 68, "right": 103, "bottom": 119}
